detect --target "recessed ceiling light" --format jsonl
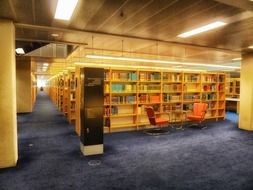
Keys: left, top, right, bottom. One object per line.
{"left": 54, "top": 0, "right": 78, "bottom": 20}
{"left": 248, "top": 45, "right": 253, "bottom": 49}
{"left": 15, "top": 48, "right": 25, "bottom": 54}
{"left": 51, "top": 33, "right": 59, "bottom": 37}
{"left": 178, "top": 21, "right": 227, "bottom": 38}
{"left": 43, "top": 63, "right": 49, "bottom": 66}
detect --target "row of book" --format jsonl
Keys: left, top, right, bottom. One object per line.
{"left": 139, "top": 84, "right": 161, "bottom": 92}
{"left": 111, "top": 95, "right": 136, "bottom": 104}
{"left": 162, "top": 104, "right": 182, "bottom": 112}
{"left": 139, "top": 94, "right": 160, "bottom": 103}
{"left": 111, "top": 71, "right": 138, "bottom": 81}
{"left": 201, "top": 75, "right": 217, "bottom": 83}
{"left": 202, "top": 93, "right": 217, "bottom": 101}
{"left": 70, "top": 92, "right": 76, "bottom": 101}
{"left": 111, "top": 84, "right": 137, "bottom": 92}
{"left": 163, "top": 73, "right": 182, "bottom": 82}
{"left": 202, "top": 84, "right": 216, "bottom": 91}
{"left": 163, "top": 94, "right": 181, "bottom": 102}
{"left": 163, "top": 84, "right": 182, "bottom": 92}
{"left": 183, "top": 94, "right": 201, "bottom": 101}
{"left": 184, "top": 75, "right": 200, "bottom": 82}
{"left": 139, "top": 72, "right": 161, "bottom": 81}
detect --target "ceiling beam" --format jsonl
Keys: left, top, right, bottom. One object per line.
{"left": 213, "top": 0, "right": 253, "bottom": 11}
{"left": 14, "top": 23, "right": 240, "bottom": 54}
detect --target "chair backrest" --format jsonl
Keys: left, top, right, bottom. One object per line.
{"left": 193, "top": 103, "right": 208, "bottom": 118}
{"left": 146, "top": 107, "right": 156, "bottom": 125}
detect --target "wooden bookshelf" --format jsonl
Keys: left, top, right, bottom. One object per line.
{"left": 69, "top": 68, "right": 226, "bottom": 134}
{"left": 67, "top": 70, "right": 77, "bottom": 124}
{"left": 226, "top": 77, "right": 240, "bottom": 98}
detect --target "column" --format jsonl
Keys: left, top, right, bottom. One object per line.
{"left": 239, "top": 52, "right": 253, "bottom": 130}
{"left": 16, "top": 57, "right": 32, "bottom": 113}
{"left": 0, "top": 20, "right": 18, "bottom": 168}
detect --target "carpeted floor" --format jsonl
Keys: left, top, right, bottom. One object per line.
{"left": 0, "top": 92, "right": 253, "bottom": 190}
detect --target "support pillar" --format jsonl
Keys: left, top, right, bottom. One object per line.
{"left": 0, "top": 20, "right": 18, "bottom": 168}
{"left": 16, "top": 57, "right": 32, "bottom": 113}
{"left": 239, "top": 52, "right": 253, "bottom": 130}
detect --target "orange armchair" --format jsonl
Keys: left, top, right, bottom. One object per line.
{"left": 185, "top": 103, "right": 208, "bottom": 129}
{"left": 146, "top": 106, "right": 169, "bottom": 134}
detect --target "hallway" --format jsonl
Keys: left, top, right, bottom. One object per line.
{"left": 1, "top": 92, "right": 253, "bottom": 190}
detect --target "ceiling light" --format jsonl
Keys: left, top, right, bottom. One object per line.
{"left": 43, "top": 63, "right": 49, "bottom": 66}
{"left": 172, "top": 65, "right": 183, "bottom": 68}
{"left": 248, "top": 45, "right": 253, "bottom": 49}
{"left": 15, "top": 48, "right": 25, "bottom": 54}
{"left": 54, "top": 0, "right": 78, "bottom": 20}
{"left": 51, "top": 33, "right": 59, "bottom": 37}
{"left": 232, "top": 58, "right": 241, "bottom": 61}
{"left": 86, "top": 54, "right": 240, "bottom": 69}
{"left": 75, "top": 62, "right": 206, "bottom": 72}
{"left": 177, "top": 21, "right": 227, "bottom": 38}
{"left": 67, "top": 66, "right": 75, "bottom": 70}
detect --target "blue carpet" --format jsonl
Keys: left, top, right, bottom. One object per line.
{"left": 226, "top": 111, "right": 239, "bottom": 123}
{"left": 1, "top": 92, "right": 253, "bottom": 190}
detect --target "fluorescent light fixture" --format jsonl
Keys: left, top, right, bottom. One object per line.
{"left": 15, "top": 48, "right": 25, "bottom": 54}
{"left": 43, "top": 63, "right": 49, "bottom": 66}
{"left": 51, "top": 33, "right": 59, "bottom": 37}
{"left": 172, "top": 65, "right": 183, "bottom": 68}
{"left": 85, "top": 54, "right": 240, "bottom": 69}
{"left": 177, "top": 21, "right": 227, "bottom": 38}
{"left": 74, "top": 62, "right": 206, "bottom": 72}
{"left": 248, "top": 45, "right": 253, "bottom": 49}
{"left": 54, "top": 0, "right": 78, "bottom": 20}
{"left": 67, "top": 66, "right": 75, "bottom": 70}
{"left": 232, "top": 58, "right": 241, "bottom": 61}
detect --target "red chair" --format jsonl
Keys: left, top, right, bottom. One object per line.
{"left": 146, "top": 107, "right": 169, "bottom": 134}
{"left": 185, "top": 102, "right": 208, "bottom": 129}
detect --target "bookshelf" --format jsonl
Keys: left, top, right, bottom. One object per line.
{"left": 226, "top": 77, "right": 240, "bottom": 98}
{"left": 67, "top": 71, "right": 77, "bottom": 124}
{"left": 225, "top": 77, "right": 240, "bottom": 113}
{"left": 69, "top": 68, "right": 226, "bottom": 134}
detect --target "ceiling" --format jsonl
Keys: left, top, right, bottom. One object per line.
{"left": 2, "top": 0, "right": 253, "bottom": 75}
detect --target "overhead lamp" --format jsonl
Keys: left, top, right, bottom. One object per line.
{"left": 15, "top": 48, "right": 25, "bottom": 54}
{"left": 43, "top": 63, "right": 49, "bottom": 66}
{"left": 177, "top": 21, "right": 227, "bottom": 38}
{"left": 232, "top": 58, "right": 241, "bottom": 61}
{"left": 51, "top": 33, "right": 59, "bottom": 37}
{"left": 172, "top": 65, "right": 183, "bottom": 68}
{"left": 248, "top": 45, "right": 253, "bottom": 49}
{"left": 75, "top": 62, "right": 206, "bottom": 72}
{"left": 54, "top": 0, "right": 78, "bottom": 20}
{"left": 85, "top": 54, "right": 240, "bottom": 69}
{"left": 67, "top": 66, "right": 75, "bottom": 70}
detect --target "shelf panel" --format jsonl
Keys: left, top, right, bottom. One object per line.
{"left": 111, "top": 103, "right": 137, "bottom": 106}
{"left": 111, "top": 123, "right": 137, "bottom": 128}
{"left": 162, "top": 101, "right": 182, "bottom": 104}
{"left": 138, "top": 102, "right": 161, "bottom": 104}
{"left": 111, "top": 92, "right": 137, "bottom": 94}
{"left": 111, "top": 114, "right": 137, "bottom": 117}
{"left": 162, "top": 81, "right": 182, "bottom": 83}
{"left": 183, "top": 100, "right": 201, "bottom": 103}
{"left": 183, "top": 91, "right": 201, "bottom": 93}
{"left": 138, "top": 91, "right": 161, "bottom": 93}
{"left": 139, "top": 80, "right": 161, "bottom": 83}
{"left": 111, "top": 80, "right": 138, "bottom": 83}
{"left": 163, "top": 91, "right": 182, "bottom": 93}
